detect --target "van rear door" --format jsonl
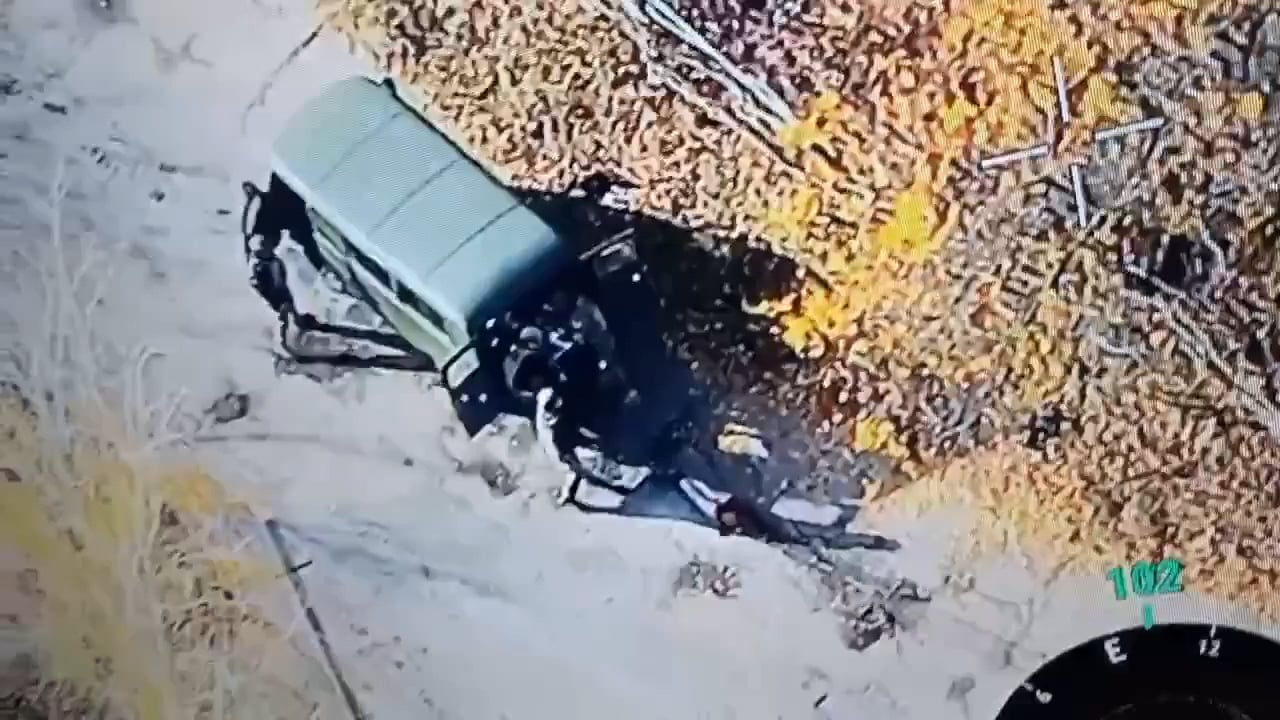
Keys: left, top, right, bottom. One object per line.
{"left": 441, "top": 328, "right": 518, "bottom": 436}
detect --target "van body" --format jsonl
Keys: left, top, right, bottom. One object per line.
{"left": 266, "top": 76, "right": 693, "bottom": 455}
{"left": 270, "top": 75, "right": 570, "bottom": 379}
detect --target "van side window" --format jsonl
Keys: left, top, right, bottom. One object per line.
{"left": 306, "top": 210, "right": 391, "bottom": 290}
{"left": 294, "top": 209, "right": 455, "bottom": 341}
{"left": 307, "top": 208, "right": 346, "bottom": 246}
{"left": 346, "top": 242, "right": 391, "bottom": 288}
{"left": 394, "top": 280, "right": 447, "bottom": 332}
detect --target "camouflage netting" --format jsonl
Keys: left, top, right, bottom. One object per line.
{"left": 317, "top": 0, "right": 1280, "bottom": 619}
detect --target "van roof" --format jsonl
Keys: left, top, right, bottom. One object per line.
{"left": 270, "top": 76, "right": 568, "bottom": 326}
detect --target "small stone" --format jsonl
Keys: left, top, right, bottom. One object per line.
{"left": 206, "top": 392, "right": 250, "bottom": 425}
{"left": 478, "top": 460, "right": 518, "bottom": 496}
{"left": 946, "top": 675, "right": 976, "bottom": 701}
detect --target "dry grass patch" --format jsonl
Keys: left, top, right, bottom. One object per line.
{"left": 0, "top": 171, "right": 347, "bottom": 718}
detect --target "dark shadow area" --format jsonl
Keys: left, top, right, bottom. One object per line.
{"left": 519, "top": 179, "right": 868, "bottom": 505}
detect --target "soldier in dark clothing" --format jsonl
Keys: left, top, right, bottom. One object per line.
{"left": 713, "top": 495, "right": 771, "bottom": 539}
{"left": 243, "top": 178, "right": 307, "bottom": 342}
{"left": 714, "top": 493, "right": 900, "bottom": 550}
{"left": 239, "top": 177, "right": 432, "bottom": 370}
{"left": 244, "top": 176, "right": 325, "bottom": 273}
{"left": 248, "top": 233, "right": 295, "bottom": 342}
{"left": 536, "top": 384, "right": 899, "bottom": 551}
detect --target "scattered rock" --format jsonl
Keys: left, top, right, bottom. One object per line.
{"left": 80, "top": 0, "right": 130, "bottom": 25}
{"left": 946, "top": 675, "right": 976, "bottom": 702}
{"left": 673, "top": 557, "right": 740, "bottom": 598}
{"left": 832, "top": 575, "right": 930, "bottom": 651}
{"left": 206, "top": 392, "right": 250, "bottom": 425}
{"left": 477, "top": 459, "right": 519, "bottom": 497}
{"left": 840, "top": 602, "right": 896, "bottom": 651}
{"left": 716, "top": 422, "right": 769, "bottom": 459}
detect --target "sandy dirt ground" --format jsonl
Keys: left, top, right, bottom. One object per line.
{"left": 2, "top": 1, "right": 1278, "bottom": 719}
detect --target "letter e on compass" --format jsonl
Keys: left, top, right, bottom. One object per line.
{"left": 1104, "top": 635, "right": 1128, "bottom": 664}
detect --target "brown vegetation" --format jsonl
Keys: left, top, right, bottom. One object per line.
{"left": 0, "top": 176, "right": 347, "bottom": 718}
{"left": 318, "top": 0, "right": 1280, "bottom": 619}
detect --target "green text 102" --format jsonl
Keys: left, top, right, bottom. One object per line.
{"left": 1106, "top": 558, "right": 1184, "bottom": 601}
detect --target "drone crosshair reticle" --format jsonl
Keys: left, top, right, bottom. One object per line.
{"left": 994, "top": 623, "right": 1280, "bottom": 719}
{"left": 978, "top": 56, "right": 1166, "bottom": 228}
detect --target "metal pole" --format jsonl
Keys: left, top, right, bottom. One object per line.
{"left": 264, "top": 518, "right": 366, "bottom": 720}
{"left": 1094, "top": 117, "right": 1166, "bottom": 143}
{"left": 1052, "top": 57, "right": 1072, "bottom": 124}
{"left": 979, "top": 143, "right": 1051, "bottom": 171}
{"left": 1069, "top": 164, "right": 1090, "bottom": 227}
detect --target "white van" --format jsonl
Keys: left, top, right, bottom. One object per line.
{"left": 262, "top": 76, "right": 685, "bottom": 452}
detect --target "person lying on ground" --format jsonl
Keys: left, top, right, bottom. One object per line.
{"left": 681, "top": 475, "right": 898, "bottom": 550}
{"left": 535, "top": 388, "right": 897, "bottom": 550}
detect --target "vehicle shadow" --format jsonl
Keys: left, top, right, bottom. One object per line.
{"left": 519, "top": 185, "right": 874, "bottom": 507}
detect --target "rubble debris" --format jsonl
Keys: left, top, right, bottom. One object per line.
{"left": 673, "top": 557, "right": 741, "bottom": 598}
{"left": 477, "top": 459, "right": 520, "bottom": 497}
{"left": 800, "top": 548, "right": 932, "bottom": 651}
{"left": 205, "top": 392, "right": 250, "bottom": 425}
{"left": 835, "top": 577, "right": 930, "bottom": 651}
{"left": 946, "top": 675, "right": 976, "bottom": 702}
{"left": 715, "top": 422, "right": 769, "bottom": 459}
